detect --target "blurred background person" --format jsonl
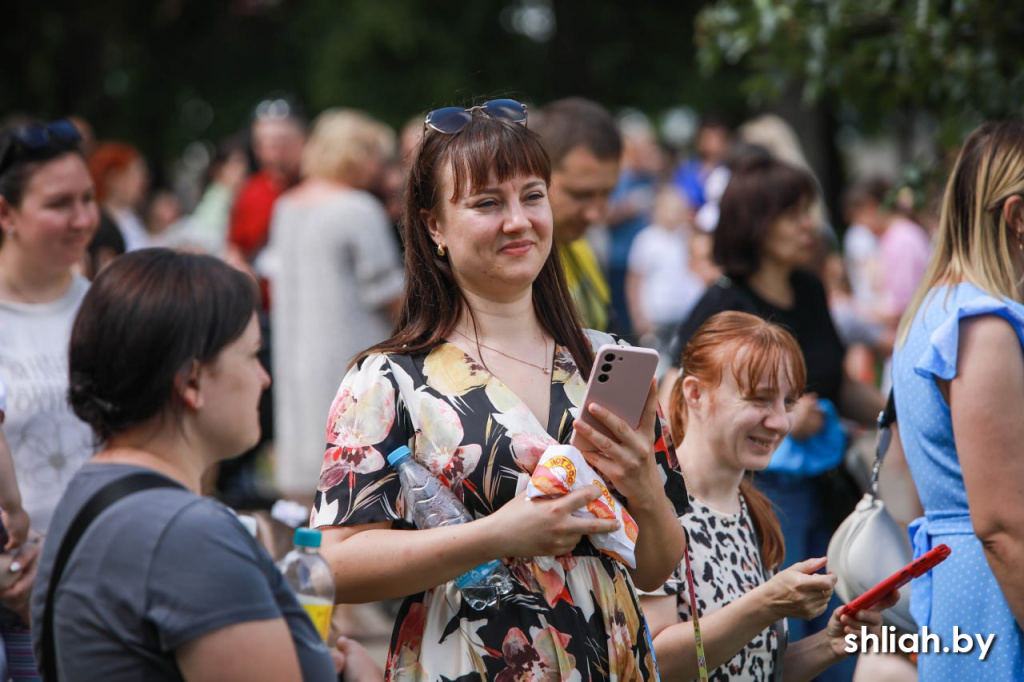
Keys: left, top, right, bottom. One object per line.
{"left": 626, "top": 186, "right": 705, "bottom": 372}
{"left": 88, "top": 141, "right": 151, "bottom": 251}
{"left": 532, "top": 97, "right": 622, "bottom": 332}
{"left": 144, "top": 188, "right": 184, "bottom": 246}
{"left": 605, "top": 112, "right": 664, "bottom": 342}
{"left": 267, "top": 108, "right": 403, "bottom": 506}
{"left": 841, "top": 178, "right": 888, "bottom": 318}
{"left": 0, "top": 118, "right": 99, "bottom": 681}
{"left": 185, "top": 136, "right": 250, "bottom": 254}
{"left": 893, "top": 120, "right": 1024, "bottom": 679}
{"left": 670, "top": 115, "right": 733, "bottom": 213}
{"left": 227, "top": 97, "right": 307, "bottom": 271}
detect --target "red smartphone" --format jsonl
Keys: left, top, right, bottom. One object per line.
{"left": 841, "top": 544, "right": 951, "bottom": 616}
{"left": 570, "top": 344, "right": 659, "bottom": 452}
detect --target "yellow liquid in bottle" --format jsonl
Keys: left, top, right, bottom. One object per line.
{"left": 298, "top": 595, "right": 333, "bottom": 641}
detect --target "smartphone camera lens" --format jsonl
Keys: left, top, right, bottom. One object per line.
{"left": 603, "top": 353, "right": 615, "bottom": 362}
{"left": 597, "top": 373, "right": 609, "bottom": 383}
{"left": 601, "top": 363, "right": 613, "bottom": 372}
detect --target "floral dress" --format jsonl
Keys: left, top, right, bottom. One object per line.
{"left": 312, "top": 338, "right": 689, "bottom": 681}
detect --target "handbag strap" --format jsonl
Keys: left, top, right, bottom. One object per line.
{"left": 42, "top": 472, "right": 184, "bottom": 682}
{"left": 868, "top": 390, "right": 897, "bottom": 498}
{"left": 681, "top": 528, "right": 710, "bottom": 682}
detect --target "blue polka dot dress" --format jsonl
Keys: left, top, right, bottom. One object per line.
{"left": 893, "top": 283, "right": 1024, "bottom": 679}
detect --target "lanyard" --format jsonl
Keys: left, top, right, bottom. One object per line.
{"left": 682, "top": 527, "right": 710, "bottom": 682}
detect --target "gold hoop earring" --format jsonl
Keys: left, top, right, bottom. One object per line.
{"left": 436, "top": 243, "right": 447, "bottom": 257}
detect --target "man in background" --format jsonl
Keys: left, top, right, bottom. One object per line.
{"left": 532, "top": 98, "right": 622, "bottom": 332}
{"left": 227, "top": 97, "right": 307, "bottom": 268}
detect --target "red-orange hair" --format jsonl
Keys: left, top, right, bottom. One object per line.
{"left": 668, "top": 311, "right": 807, "bottom": 571}
{"left": 88, "top": 142, "right": 140, "bottom": 204}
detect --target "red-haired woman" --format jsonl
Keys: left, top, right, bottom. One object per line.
{"left": 641, "top": 312, "right": 892, "bottom": 681}
{"left": 88, "top": 142, "right": 149, "bottom": 252}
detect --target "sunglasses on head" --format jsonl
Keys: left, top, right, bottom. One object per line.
{"left": 0, "top": 119, "right": 82, "bottom": 175}
{"left": 424, "top": 99, "right": 528, "bottom": 135}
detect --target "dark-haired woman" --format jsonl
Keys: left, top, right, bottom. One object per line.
{"left": 0, "top": 119, "right": 99, "bottom": 680}
{"left": 664, "top": 155, "right": 882, "bottom": 657}
{"left": 313, "top": 103, "right": 689, "bottom": 680}
{"left": 29, "top": 249, "right": 336, "bottom": 681}
{"left": 641, "top": 312, "right": 891, "bottom": 681}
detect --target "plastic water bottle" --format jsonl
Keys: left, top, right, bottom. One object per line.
{"left": 278, "top": 527, "right": 335, "bottom": 641}
{"left": 387, "top": 446, "right": 514, "bottom": 610}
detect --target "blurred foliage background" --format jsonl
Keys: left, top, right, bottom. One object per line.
{"left": 3, "top": 0, "right": 1023, "bottom": 211}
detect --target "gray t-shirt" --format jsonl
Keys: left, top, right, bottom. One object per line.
{"left": 30, "top": 464, "right": 336, "bottom": 681}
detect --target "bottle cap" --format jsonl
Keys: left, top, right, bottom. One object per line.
{"left": 294, "top": 527, "right": 322, "bottom": 548}
{"left": 386, "top": 445, "right": 412, "bottom": 466}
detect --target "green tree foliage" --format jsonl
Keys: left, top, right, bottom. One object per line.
{"left": 696, "top": 0, "right": 1024, "bottom": 144}
{"left": 1, "top": 0, "right": 746, "bottom": 175}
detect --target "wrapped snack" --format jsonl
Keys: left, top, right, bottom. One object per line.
{"left": 525, "top": 444, "right": 639, "bottom": 568}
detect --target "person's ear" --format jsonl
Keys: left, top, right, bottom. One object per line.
{"left": 681, "top": 375, "right": 706, "bottom": 416}
{"left": 421, "top": 208, "right": 443, "bottom": 249}
{"left": 0, "top": 195, "right": 17, "bottom": 234}
{"left": 1002, "top": 195, "right": 1024, "bottom": 230}
{"left": 176, "top": 360, "right": 204, "bottom": 411}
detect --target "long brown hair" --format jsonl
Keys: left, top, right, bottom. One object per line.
{"left": 714, "top": 153, "right": 818, "bottom": 278}
{"left": 354, "top": 114, "right": 595, "bottom": 378}
{"left": 668, "top": 311, "right": 807, "bottom": 571}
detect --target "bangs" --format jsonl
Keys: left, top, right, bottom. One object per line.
{"left": 441, "top": 118, "right": 551, "bottom": 202}
{"left": 729, "top": 330, "right": 806, "bottom": 400}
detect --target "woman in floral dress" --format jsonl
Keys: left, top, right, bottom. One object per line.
{"left": 312, "top": 103, "right": 689, "bottom": 680}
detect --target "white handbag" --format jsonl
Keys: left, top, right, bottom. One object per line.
{"left": 827, "top": 393, "right": 917, "bottom": 632}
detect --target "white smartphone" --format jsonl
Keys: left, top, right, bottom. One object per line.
{"left": 570, "top": 344, "right": 660, "bottom": 452}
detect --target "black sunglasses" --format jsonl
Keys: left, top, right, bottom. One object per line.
{"left": 0, "top": 119, "right": 82, "bottom": 175}
{"left": 424, "top": 99, "right": 528, "bottom": 135}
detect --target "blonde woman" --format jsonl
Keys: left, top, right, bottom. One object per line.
{"left": 892, "top": 120, "right": 1024, "bottom": 679}
{"left": 267, "top": 109, "right": 405, "bottom": 501}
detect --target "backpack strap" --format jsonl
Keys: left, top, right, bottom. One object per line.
{"left": 42, "top": 472, "right": 185, "bottom": 682}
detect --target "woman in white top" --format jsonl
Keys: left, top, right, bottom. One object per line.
{"left": 0, "top": 118, "right": 99, "bottom": 678}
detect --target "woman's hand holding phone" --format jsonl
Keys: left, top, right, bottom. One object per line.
{"left": 572, "top": 378, "right": 663, "bottom": 511}
{"left": 824, "top": 589, "right": 899, "bottom": 657}
{"left": 756, "top": 556, "right": 836, "bottom": 621}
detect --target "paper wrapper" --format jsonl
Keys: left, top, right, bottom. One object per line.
{"left": 525, "top": 444, "right": 639, "bottom": 568}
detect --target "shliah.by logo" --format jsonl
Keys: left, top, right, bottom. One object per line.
{"left": 845, "top": 626, "right": 996, "bottom": 661}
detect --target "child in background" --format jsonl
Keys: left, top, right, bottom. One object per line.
{"left": 626, "top": 186, "right": 708, "bottom": 372}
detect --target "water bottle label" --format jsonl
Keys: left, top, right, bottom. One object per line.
{"left": 298, "top": 595, "right": 334, "bottom": 642}
{"left": 454, "top": 559, "right": 503, "bottom": 589}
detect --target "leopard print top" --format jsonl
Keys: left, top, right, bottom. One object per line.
{"left": 649, "top": 492, "right": 783, "bottom": 681}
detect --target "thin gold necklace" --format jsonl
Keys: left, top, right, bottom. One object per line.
{"left": 453, "top": 329, "right": 550, "bottom": 375}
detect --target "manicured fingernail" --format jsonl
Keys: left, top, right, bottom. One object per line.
{"left": 590, "top": 404, "right": 602, "bottom": 414}
{"left": 9, "top": 562, "right": 21, "bottom": 573}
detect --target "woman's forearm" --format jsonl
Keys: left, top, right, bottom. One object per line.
{"left": 628, "top": 494, "right": 686, "bottom": 592}
{"left": 320, "top": 519, "right": 504, "bottom": 603}
{"left": 783, "top": 630, "right": 846, "bottom": 682}
{"left": 651, "top": 590, "right": 779, "bottom": 678}
{"left": 980, "top": 530, "right": 1024, "bottom": 630}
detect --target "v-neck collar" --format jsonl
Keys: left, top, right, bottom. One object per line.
{"left": 439, "top": 339, "right": 567, "bottom": 441}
